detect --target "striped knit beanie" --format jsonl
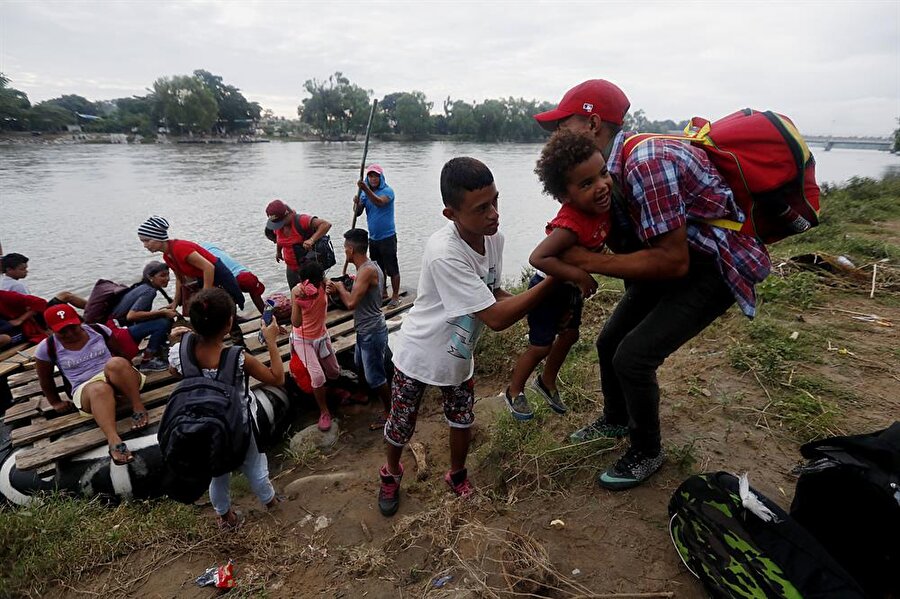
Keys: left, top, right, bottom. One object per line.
{"left": 138, "top": 216, "right": 170, "bottom": 241}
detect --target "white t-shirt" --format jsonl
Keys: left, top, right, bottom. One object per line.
{"left": 392, "top": 221, "right": 504, "bottom": 386}
{"left": 0, "top": 276, "right": 29, "bottom": 294}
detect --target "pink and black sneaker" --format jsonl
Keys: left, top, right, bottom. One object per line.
{"left": 444, "top": 468, "right": 474, "bottom": 498}
{"left": 378, "top": 463, "right": 403, "bottom": 516}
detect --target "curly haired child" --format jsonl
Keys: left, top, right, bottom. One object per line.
{"left": 505, "top": 129, "right": 613, "bottom": 420}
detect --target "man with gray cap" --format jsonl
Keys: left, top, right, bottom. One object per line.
{"left": 534, "top": 80, "right": 770, "bottom": 491}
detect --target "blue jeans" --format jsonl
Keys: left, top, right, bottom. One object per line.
{"left": 355, "top": 327, "right": 389, "bottom": 388}
{"left": 127, "top": 318, "right": 172, "bottom": 354}
{"left": 209, "top": 435, "right": 275, "bottom": 515}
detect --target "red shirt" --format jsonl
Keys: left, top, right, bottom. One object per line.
{"left": 275, "top": 213, "right": 314, "bottom": 271}
{"left": 164, "top": 239, "right": 218, "bottom": 279}
{"left": 0, "top": 290, "right": 49, "bottom": 343}
{"left": 546, "top": 203, "right": 610, "bottom": 250}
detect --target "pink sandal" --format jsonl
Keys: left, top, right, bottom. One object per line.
{"left": 317, "top": 412, "right": 332, "bottom": 432}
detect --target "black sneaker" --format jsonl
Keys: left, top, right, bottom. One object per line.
{"left": 504, "top": 388, "right": 534, "bottom": 421}
{"left": 597, "top": 447, "right": 666, "bottom": 491}
{"left": 532, "top": 374, "right": 567, "bottom": 414}
{"left": 378, "top": 463, "right": 403, "bottom": 516}
{"left": 568, "top": 415, "right": 629, "bottom": 443}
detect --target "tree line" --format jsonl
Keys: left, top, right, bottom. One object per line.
{"left": 0, "top": 70, "right": 688, "bottom": 141}
{"left": 0, "top": 70, "right": 261, "bottom": 136}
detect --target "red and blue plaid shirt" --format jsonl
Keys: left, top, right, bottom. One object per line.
{"left": 606, "top": 131, "right": 770, "bottom": 318}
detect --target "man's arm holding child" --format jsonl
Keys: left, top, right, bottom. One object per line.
{"left": 530, "top": 227, "right": 598, "bottom": 297}
{"left": 562, "top": 226, "right": 689, "bottom": 280}
{"left": 475, "top": 276, "right": 556, "bottom": 332}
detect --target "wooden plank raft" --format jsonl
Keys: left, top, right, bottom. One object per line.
{"left": 11, "top": 293, "right": 414, "bottom": 472}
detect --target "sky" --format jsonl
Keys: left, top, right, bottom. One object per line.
{"left": 1, "top": 1, "right": 898, "bottom": 137}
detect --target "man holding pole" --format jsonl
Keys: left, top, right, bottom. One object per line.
{"left": 354, "top": 164, "right": 401, "bottom": 307}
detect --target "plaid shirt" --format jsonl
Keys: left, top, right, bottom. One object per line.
{"left": 606, "top": 131, "right": 770, "bottom": 318}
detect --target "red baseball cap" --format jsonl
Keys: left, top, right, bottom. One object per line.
{"left": 534, "top": 79, "right": 630, "bottom": 130}
{"left": 266, "top": 199, "right": 292, "bottom": 231}
{"left": 44, "top": 304, "right": 81, "bottom": 332}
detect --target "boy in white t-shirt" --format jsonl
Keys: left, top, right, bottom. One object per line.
{"left": 378, "top": 157, "right": 555, "bottom": 516}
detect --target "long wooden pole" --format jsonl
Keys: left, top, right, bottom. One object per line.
{"left": 344, "top": 98, "right": 378, "bottom": 275}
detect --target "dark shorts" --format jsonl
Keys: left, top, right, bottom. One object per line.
{"left": 383, "top": 368, "right": 475, "bottom": 447}
{"left": 370, "top": 234, "right": 400, "bottom": 278}
{"left": 526, "top": 274, "right": 583, "bottom": 347}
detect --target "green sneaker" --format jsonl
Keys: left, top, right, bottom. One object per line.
{"left": 597, "top": 447, "right": 666, "bottom": 491}
{"left": 568, "top": 415, "right": 628, "bottom": 443}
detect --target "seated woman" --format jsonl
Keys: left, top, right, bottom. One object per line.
{"left": 110, "top": 261, "right": 177, "bottom": 372}
{"left": 34, "top": 304, "right": 149, "bottom": 465}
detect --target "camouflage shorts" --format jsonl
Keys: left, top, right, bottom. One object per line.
{"left": 383, "top": 368, "right": 475, "bottom": 447}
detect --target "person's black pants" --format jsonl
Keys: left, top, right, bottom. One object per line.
{"left": 597, "top": 254, "right": 736, "bottom": 454}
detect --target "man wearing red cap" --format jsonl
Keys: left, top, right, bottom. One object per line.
{"left": 534, "top": 80, "right": 770, "bottom": 491}
{"left": 264, "top": 200, "right": 333, "bottom": 289}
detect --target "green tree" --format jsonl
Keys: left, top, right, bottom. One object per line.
{"left": 445, "top": 98, "right": 478, "bottom": 136}
{"left": 893, "top": 118, "right": 899, "bottom": 153}
{"left": 0, "top": 73, "right": 31, "bottom": 131}
{"left": 379, "top": 91, "right": 431, "bottom": 138}
{"left": 152, "top": 75, "right": 218, "bottom": 133}
{"left": 298, "top": 72, "right": 372, "bottom": 138}
{"left": 193, "top": 70, "right": 261, "bottom": 132}
{"left": 28, "top": 103, "right": 73, "bottom": 132}
{"left": 44, "top": 94, "right": 97, "bottom": 116}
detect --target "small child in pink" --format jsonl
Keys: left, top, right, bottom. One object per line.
{"left": 290, "top": 262, "right": 339, "bottom": 431}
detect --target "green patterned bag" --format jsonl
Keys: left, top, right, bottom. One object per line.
{"left": 668, "top": 472, "right": 865, "bottom": 598}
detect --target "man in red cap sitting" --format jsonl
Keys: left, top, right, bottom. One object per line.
{"left": 534, "top": 80, "right": 770, "bottom": 491}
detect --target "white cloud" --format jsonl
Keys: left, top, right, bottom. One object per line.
{"left": 1, "top": 0, "right": 896, "bottom": 135}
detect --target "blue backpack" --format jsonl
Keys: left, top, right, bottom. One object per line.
{"left": 158, "top": 333, "right": 251, "bottom": 481}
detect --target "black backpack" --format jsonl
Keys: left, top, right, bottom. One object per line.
{"left": 791, "top": 423, "right": 900, "bottom": 598}
{"left": 157, "top": 333, "right": 251, "bottom": 482}
{"left": 264, "top": 214, "right": 336, "bottom": 271}
{"left": 669, "top": 471, "right": 865, "bottom": 598}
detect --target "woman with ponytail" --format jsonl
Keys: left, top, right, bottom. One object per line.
{"left": 110, "top": 261, "right": 177, "bottom": 372}
{"left": 169, "top": 288, "right": 284, "bottom": 530}
{"left": 137, "top": 216, "right": 246, "bottom": 346}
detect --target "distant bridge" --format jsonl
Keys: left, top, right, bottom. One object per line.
{"left": 805, "top": 136, "right": 893, "bottom": 151}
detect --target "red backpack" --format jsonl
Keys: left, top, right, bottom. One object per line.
{"left": 623, "top": 109, "right": 821, "bottom": 244}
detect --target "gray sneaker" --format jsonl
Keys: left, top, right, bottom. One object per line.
{"left": 532, "top": 374, "right": 567, "bottom": 414}
{"left": 597, "top": 447, "right": 666, "bottom": 491}
{"left": 138, "top": 357, "right": 169, "bottom": 372}
{"left": 568, "top": 415, "right": 629, "bottom": 443}
{"left": 504, "top": 388, "right": 534, "bottom": 421}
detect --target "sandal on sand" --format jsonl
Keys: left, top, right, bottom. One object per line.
{"left": 216, "top": 509, "right": 244, "bottom": 532}
{"left": 317, "top": 412, "right": 332, "bottom": 432}
{"left": 109, "top": 442, "right": 133, "bottom": 465}
{"left": 369, "top": 413, "right": 388, "bottom": 431}
{"left": 131, "top": 411, "right": 149, "bottom": 431}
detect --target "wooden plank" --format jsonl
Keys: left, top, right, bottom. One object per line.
{"left": 0, "top": 343, "right": 30, "bottom": 363}
{"left": 6, "top": 296, "right": 413, "bottom": 459}
{"left": 15, "top": 405, "right": 170, "bottom": 471}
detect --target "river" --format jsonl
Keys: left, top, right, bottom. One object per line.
{"left": 1, "top": 142, "right": 898, "bottom": 302}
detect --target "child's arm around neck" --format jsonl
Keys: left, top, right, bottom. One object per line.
{"left": 530, "top": 227, "right": 597, "bottom": 297}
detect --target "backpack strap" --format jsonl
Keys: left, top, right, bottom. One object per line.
{"left": 44, "top": 333, "right": 73, "bottom": 396}
{"left": 178, "top": 332, "right": 204, "bottom": 378}
{"left": 622, "top": 131, "right": 746, "bottom": 234}
{"left": 215, "top": 345, "right": 247, "bottom": 391}
{"left": 86, "top": 322, "right": 120, "bottom": 357}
